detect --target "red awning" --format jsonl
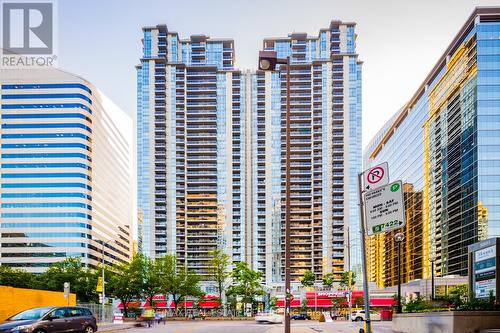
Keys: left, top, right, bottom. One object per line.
{"left": 169, "top": 301, "right": 194, "bottom": 309}
{"left": 276, "top": 299, "right": 301, "bottom": 308}
{"left": 199, "top": 301, "right": 220, "bottom": 309}
{"left": 370, "top": 298, "right": 395, "bottom": 307}
{"left": 117, "top": 301, "right": 142, "bottom": 309}
{"left": 306, "top": 299, "right": 334, "bottom": 307}
{"left": 147, "top": 301, "right": 167, "bottom": 308}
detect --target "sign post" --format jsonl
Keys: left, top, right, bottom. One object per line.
{"left": 63, "top": 282, "right": 70, "bottom": 306}
{"left": 364, "top": 180, "right": 406, "bottom": 236}
{"left": 358, "top": 162, "right": 404, "bottom": 333}
{"left": 468, "top": 238, "right": 500, "bottom": 301}
{"left": 357, "top": 172, "right": 372, "bottom": 333}
{"left": 96, "top": 277, "right": 103, "bottom": 293}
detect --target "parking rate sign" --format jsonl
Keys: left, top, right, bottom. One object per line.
{"left": 364, "top": 180, "right": 405, "bottom": 235}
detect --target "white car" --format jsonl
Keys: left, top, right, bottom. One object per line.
{"left": 351, "top": 310, "right": 381, "bottom": 322}
{"left": 255, "top": 312, "right": 284, "bottom": 324}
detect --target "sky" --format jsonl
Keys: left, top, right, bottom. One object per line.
{"left": 57, "top": 0, "right": 500, "bottom": 148}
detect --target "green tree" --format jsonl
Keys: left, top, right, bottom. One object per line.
{"left": 141, "top": 255, "right": 162, "bottom": 308}
{"left": 157, "top": 255, "right": 177, "bottom": 303}
{"left": 269, "top": 296, "right": 278, "bottom": 310}
{"left": 332, "top": 296, "right": 347, "bottom": 310}
{"left": 300, "top": 270, "right": 315, "bottom": 287}
{"left": 170, "top": 267, "right": 204, "bottom": 311}
{"left": 0, "top": 266, "right": 40, "bottom": 289}
{"left": 108, "top": 255, "right": 144, "bottom": 317}
{"left": 40, "top": 257, "right": 98, "bottom": 302}
{"left": 322, "top": 272, "right": 334, "bottom": 287}
{"left": 299, "top": 298, "right": 309, "bottom": 312}
{"left": 353, "top": 296, "right": 364, "bottom": 307}
{"left": 208, "top": 249, "right": 231, "bottom": 307}
{"left": 340, "top": 271, "right": 356, "bottom": 289}
{"left": 227, "top": 262, "right": 265, "bottom": 308}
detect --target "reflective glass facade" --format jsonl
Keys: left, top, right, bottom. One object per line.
{"left": 137, "top": 26, "right": 245, "bottom": 279}
{"left": 365, "top": 8, "right": 500, "bottom": 286}
{"left": 137, "top": 22, "right": 363, "bottom": 287}
{"left": 256, "top": 23, "right": 363, "bottom": 285}
{"left": 0, "top": 68, "right": 133, "bottom": 272}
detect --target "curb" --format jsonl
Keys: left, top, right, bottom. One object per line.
{"left": 98, "top": 324, "right": 134, "bottom": 332}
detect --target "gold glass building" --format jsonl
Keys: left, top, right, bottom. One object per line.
{"left": 365, "top": 7, "right": 500, "bottom": 286}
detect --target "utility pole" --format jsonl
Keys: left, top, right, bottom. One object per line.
{"left": 395, "top": 232, "right": 405, "bottom": 314}
{"left": 357, "top": 173, "right": 372, "bottom": 333}
{"left": 258, "top": 51, "right": 292, "bottom": 333}
{"left": 348, "top": 271, "right": 353, "bottom": 321}
{"left": 101, "top": 239, "right": 114, "bottom": 323}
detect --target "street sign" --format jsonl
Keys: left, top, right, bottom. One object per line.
{"left": 64, "top": 282, "right": 70, "bottom": 305}
{"left": 96, "top": 277, "right": 103, "bottom": 293}
{"left": 63, "top": 282, "right": 70, "bottom": 298}
{"left": 363, "top": 162, "right": 389, "bottom": 191}
{"left": 364, "top": 180, "right": 405, "bottom": 235}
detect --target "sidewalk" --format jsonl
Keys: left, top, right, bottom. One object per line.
{"left": 98, "top": 322, "right": 135, "bottom": 332}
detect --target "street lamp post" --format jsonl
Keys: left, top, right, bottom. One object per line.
{"left": 429, "top": 254, "right": 436, "bottom": 301}
{"left": 394, "top": 233, "right": 405, "bottom": 314}
{"left": 258, "top": 51, "right": 291, "bottom": 333}
{"left": 101, "top": 239, "right": 114, "bottom": 323}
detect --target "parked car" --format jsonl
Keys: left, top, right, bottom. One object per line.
{"left": 291, "top": 313, "right": 311, "bottom": 320}
{"left": 255, "top": 312, "right": 284, "bottom": 324}
{"left": 351, "top": 310, "right": 381, "bottom": 322}
{"left": 0, "top": 306, "right": 98, "bottom": 333}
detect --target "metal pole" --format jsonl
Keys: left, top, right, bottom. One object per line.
{"left": 314, "top": 284, "right": 317, "bottom": 314}
{"left": 347, "top": 271, "right": 352, "bottom": 321}
{"left": 284, "top": 56, "right": 291, "bottom": 333}
{"left": 397, "top": 241, "right": 402, "bottom": 313}
{"left": 101, "top": 241, "right": 106, "bottom": 322}
{"left": 357, "top": 173, "right": 372, "bottom": 333}
{"left": 431, "top": 261, "right": 435, "bottom": 301}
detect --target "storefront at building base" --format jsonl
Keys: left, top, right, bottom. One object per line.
{"left": 117, "top": 295, "right": 221, "bottom": 311}
{"left": 275, "top": 290, "right": 395, "bottom": 309}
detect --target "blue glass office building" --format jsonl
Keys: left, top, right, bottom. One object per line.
{"left": 0, "top": 68, "right": 133, "bottom": 272}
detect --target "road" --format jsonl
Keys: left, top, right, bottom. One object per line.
{"left": 122, "top": 320, "right": 395, "bottom": 333}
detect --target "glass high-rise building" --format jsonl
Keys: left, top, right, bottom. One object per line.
{"left": 136, "top": 25, "right": 247, "bottom": 278}
{"left": 0, "top": 68, "right": 133, "bottom": 272}
{"left": 365, "top": 7, "right": 500, "bottom": 287}
{"left": 137, "top": 22, "right": 363, "bottom": 287}
{"left": 252, "top": 23, "right": 362, "bottom": 285}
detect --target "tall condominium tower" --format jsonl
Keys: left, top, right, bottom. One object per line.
{"left": 0, "top": 68, "right": 133, "bottom": 272}
{"left": 364, "top": 7, "right": 500, "bottom": 287}
{"left": 137, "top": 22, "right": 363, "bottom": 288}
{"left": 137, "top": 26, "right": 246, "bottom": 278}
{"left": 252, "top": 23, "right": 362, "bottom": 285}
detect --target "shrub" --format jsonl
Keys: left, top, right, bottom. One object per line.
{"left": 403, "top": 296, "right": 431, "bottom": 313}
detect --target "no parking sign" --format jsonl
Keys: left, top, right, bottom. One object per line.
{"left": 363, "top": 162, "right": 389, "bottom": 190}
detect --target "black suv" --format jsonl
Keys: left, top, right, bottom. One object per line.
{"left": 0, "top": 306, "right": 98, "bottom": 333}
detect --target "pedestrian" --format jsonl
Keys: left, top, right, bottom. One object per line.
{"left": 144, "top": 308, "right": 155, "bottom": 328}
{"left": 155, "top": 312, "right": 161, "bottom": 325}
